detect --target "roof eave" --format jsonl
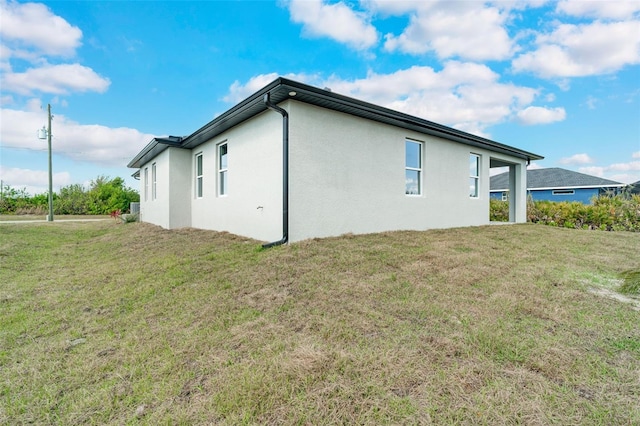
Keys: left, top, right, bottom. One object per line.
{"left": 128, "top": 76, "right": 544, "bottom": 167}
{"left": 127, "top": 137, "right": 183, "bottom": 169}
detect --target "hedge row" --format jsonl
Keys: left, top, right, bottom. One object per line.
{"left": 490, "top": 195, "right": 640, "bottom": 232}
{"left": 0, "top": 176, "right": 139, "bottom": 216}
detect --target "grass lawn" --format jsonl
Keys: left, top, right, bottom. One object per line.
{"left": 1, "top": 221, "right": 639, "bottom": 424}
{"left": 0, "top": 215, "right": 111, "bottom": 222}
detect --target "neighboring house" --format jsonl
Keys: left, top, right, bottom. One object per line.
{"left": 490, "top": 168, "right": 625, "bottom": 204}
{"left": 628, "top": 181, "right": 640, "bottom": 195}
{"left": 128, "top": 77, "right": 543, "bottom": 244}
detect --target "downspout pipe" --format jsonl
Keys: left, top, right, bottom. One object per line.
{"left": 262, "top": 92, "right": 289, "bottom": 248}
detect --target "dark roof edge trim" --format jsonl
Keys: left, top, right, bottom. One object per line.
{"left": 127, "top": 136, "right": 184, "bottom": 168}
{"left": 128, "top": 77, "right": 544, "bottom": 168}
{"left": 277, "top": 78, "right": 544, "bottom": 161}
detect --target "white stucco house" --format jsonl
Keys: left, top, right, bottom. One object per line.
{"left": 128, "top": 77, "right": 543, "bottom": 246}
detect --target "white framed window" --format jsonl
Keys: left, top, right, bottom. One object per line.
{"left": 151, "top": 163, "right": 157, "bottom": 200}
{"left": 469, "top": 154, "right": 480, "bottom": 198}
{"left": 405, "top": 140, "right": 422, "bottom": 195}
{"left": 218, "top": 142, "right": 228, "bottom": 196}
{"left": 195, "top": 153, "right": 203, "bottom": 198}
{"left": 144, "top": 167, "right": 148, "bottom": 201}
{"left": 552, "top": 190, "right": 575, "bottom": 195}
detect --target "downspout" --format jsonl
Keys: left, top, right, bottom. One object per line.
{"left": 262, "top": 92, "right": 289, "bottom": 248}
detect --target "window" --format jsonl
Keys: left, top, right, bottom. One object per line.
{"left": 151, "top": 163, "right": 157, "bottom": 200}
{"left": 144, "top": 167, "right": 148, "bottom": 201}
{"left": 218, "top": 142, "right": 228, "bottom": 196}
{"left": 405, "top": 140, "right": 422, "bottom": 195}
{"left": 502, "top": 191, "right": 508, "bottom": 201}
{"left": 469, "top": 154, "right": 480, "bottom": 198}
{"left": 195, "top": 153, "right": 203, "bottom": 198}
{"left": 552, "top": 190, "right": 575, "bottom": 195}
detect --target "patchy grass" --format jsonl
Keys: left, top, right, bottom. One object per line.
{"left": 0, "top": 214, "right": 110, "bottom": 221}
{"left": 619, "top": 270, "right": 640, "bottom": 295}
{"left": 1, "top": 222, "right": 639, "bottom": 424}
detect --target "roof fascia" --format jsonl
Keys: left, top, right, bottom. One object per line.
{"left": 129, "top": 77, "right": 544, "bottom": 167}
{"left": 127, "top": 137, "right": 183, "bottom": 168}
{"left": 276, "top": 79, "right": 543, "bottom": 162}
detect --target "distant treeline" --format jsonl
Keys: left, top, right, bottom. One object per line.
{"left": 0, "top": 176, "right": 139, "bottom": 215}
{"left": 490, "top": 193, "right": 640, "bottom": 232}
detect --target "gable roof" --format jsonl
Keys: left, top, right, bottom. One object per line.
{"left": 128, "top": 77, "right": 543, "bottom": 169}
{"left": 490, "top": 167, "right": 625, "bottom": 191}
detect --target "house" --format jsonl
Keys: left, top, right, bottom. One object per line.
{"left": 490, "top": 168, "right": 625, "bottom": 204}
{"left": 128, "top": 77, "right": 543, "bottom": 245}
{"left": 628, "top": 181, "right": 640, "bottom": 195}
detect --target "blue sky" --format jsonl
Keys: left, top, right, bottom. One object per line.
{"left": 1, "top": 0, "right": 639, "bottom": 195}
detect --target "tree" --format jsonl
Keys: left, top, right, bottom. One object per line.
{"left": 87, "top": 176, "right": 139, "bottom": 214}
{"left": 55, "top": 184, "right": 89, "bottom": 215}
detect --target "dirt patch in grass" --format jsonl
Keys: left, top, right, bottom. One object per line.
{"left": 1, "top": 222, "right": 639, "bottom": 424}
{"left": 588, "top": 287, "right": 640, "bottom": 311}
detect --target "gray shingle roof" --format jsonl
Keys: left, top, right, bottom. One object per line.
{"left": 490, "top": 167, "right": 625, "bottom": 191}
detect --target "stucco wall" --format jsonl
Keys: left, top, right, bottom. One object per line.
{"left": 139, "top": 147, "right": 192, "bottom": 229}
{"left": 167, "top": 148, "right": 192, "bottom": 228}
{"left": 139, "top": 148, "right": 171, "bottom": 228}
{"left": 138, "top": 99, "right": 528, "bottom": 242}
{"left": 287, "top": 101, "right": 519, "bottom": 242}
{"left": 190, "top": 110, "right": 283, "bottom": 242}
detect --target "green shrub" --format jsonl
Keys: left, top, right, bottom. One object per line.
{"left": 1, "top": 177, "right": 139, "bottom": 215}
{"left": 489, "top": 199, "right": 509, "bottom": 222}
{"left": 498, "top": 194, "right": 639, "bottom": 232}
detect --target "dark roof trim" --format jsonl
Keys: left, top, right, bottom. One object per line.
{"left": 128, "top": 77, "right": 543, "bottom": 168}
{"left": 127, "top": 136, "right": 183, "bottom": 168}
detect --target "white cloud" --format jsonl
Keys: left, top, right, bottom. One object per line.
{"left": 226, "top": 64, "right": 545, "bottom": 136}
{"left": 579, "top": 161, "right": 640, "bottom": 184}
{"left": 287, "top": 0, "right": 378, "bottom": 50}
{"left": 0, "top": 1, "right": 110, "bottom": 98}
{"left": 632, "top": 151, "right": 640, "bottom": 159}
{"left": 382, "top": 2, "right": 515, "bottom": 60}
{"left": 0, "top": 0, "right": 82, "bottom": 57}
{"left": 516, "top": 106, "right": 566, "bottom": 125}
{"left": 607, "top": 161, "right": 640, "bottom": 172}
{"left": 585, "top": 96, "right": 597, "bottom": 110}
{"left": 0, "top": 108, "right": 154, "bottom": 167}
{"left": 0, "top": 165, "right": 71, "bottom": 194}
{"left": 2, "top": 63, "right": 110, "bottom": 95}
{"left": 557, "top": 0, "right": 640, "bottom": 20}
{"left": 559, "top": 153, "right": 594, "bottom": 165}
{"left": 578, "top": 166, "right": 604, "bottom": 177}
{"left": 1, "top": 94, "right": 14, "bottom": 105}
{"left": 513, "top": 20, "right": 640, "bottom": 77}
{"left": 527, "top": 162, "right": 544, "bottom": 170}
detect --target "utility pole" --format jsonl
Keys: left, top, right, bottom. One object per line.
{"left": 38, "top": 104, "right": 54, "bottom": 221}
{"left": 47, "top": 103, "right": 53, "bottom": 222}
